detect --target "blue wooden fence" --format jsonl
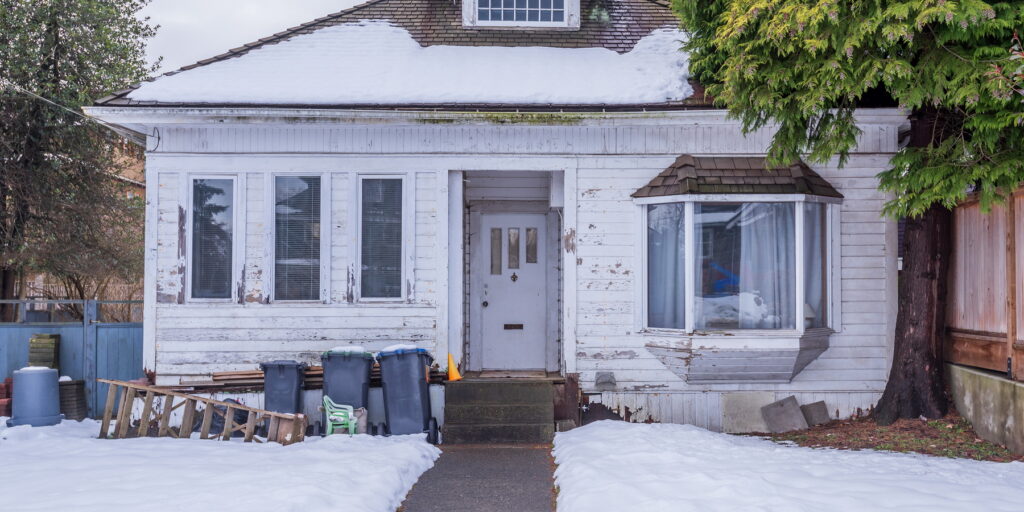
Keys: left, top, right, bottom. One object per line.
{"left": 0, "top": 300, "right": 143, "bottom": 417}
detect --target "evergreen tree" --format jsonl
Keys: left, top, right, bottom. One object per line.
{"left": 674, "top": 0, "right": 1024, "bottom": 423}
{"left": 0, "top": 0, "right": 156, "bottom": 316}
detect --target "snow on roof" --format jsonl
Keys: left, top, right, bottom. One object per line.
{"left": 127, "top": 21, "right": 692, "bottom": 106}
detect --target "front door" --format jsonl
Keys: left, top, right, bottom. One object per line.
{"left": 472, "top": 213, "right": 548, "bottom": 370}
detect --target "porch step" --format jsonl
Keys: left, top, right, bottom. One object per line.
{"left": 446, "top": 403, "right": 554, "bottom": 425}
{"left": 443, "top": 380, "right": 556, "bottom": 444}
{"left": 441, "top": 422, "right": 555, "bottom": 444}
{"left": 444, "top": 381, "right": 553, "bottom": 405}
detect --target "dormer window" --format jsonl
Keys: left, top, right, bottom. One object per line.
{"left": 463, "top": 0, "right": 580, "bottom": 29}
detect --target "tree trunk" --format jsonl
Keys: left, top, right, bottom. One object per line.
{"left": 874, "top": 203, "right": 952, "bottom": 425}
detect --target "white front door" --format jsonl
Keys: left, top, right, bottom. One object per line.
{"left": 472, "top": 213, "right": 548, "bottom": 370}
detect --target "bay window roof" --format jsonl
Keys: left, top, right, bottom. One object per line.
{"left": 631, "top": 155, "right": 843, "bottom": 199}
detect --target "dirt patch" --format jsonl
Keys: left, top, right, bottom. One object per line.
{"left": 762, "top": 413, "right": 1021, "bottom": 462}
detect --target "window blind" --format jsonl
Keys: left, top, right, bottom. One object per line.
{"left": 191, "top": 179, "right": 234, "bottom": 299}
{"left": 361, "top": 179, "right": 403, "bottom": 298}
{"left": 275, "top": 176, "right": 321, "bottom": 301}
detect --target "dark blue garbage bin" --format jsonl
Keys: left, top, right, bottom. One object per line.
{"left": 7, "top": 367, "right": 63, "bottom": 427}
{"left": 322, "top": 349, "right": 374, "bottom": 410}
{"left": 260, "top": 360, "right": 307, "bottom": 414}
{"left": 377, "top": 347, "right": 438, "bottom": 443}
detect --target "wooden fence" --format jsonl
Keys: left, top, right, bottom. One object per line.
{"left": 945, "top": 187, "right": 1024, "bottom": 379}
{"left": 0, "top": 300, "right": 144, "bottom": 416}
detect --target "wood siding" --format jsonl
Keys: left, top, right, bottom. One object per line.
{"left": 946, "top": 187, "right": 1023, "bottom": 378}
{"left": 948, "top": 202, "right": 1008, "bottom": 333}
{"left": 143, "top": 114, "right": 901, "bottom": 425}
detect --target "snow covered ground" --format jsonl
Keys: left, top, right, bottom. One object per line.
{"left": 0, "top": 418, "right": 439, "bottom": 512}
{"left": 553, "top": 421, "right": 1024, "bottom": 512}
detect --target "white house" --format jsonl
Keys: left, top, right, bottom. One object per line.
{"left": 88, "top": 0, "right": 903, "bottom": 436}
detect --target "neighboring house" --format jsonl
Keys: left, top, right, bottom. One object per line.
{"left": 945, "top": 186, "right": 1023, "bottom": 451}
{"left": 87, "top": 0, "right": 904, "bottom": 433}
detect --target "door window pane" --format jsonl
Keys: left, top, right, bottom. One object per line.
{"left": 526, "top": 228, "right": 538, "bottom": 263}
{"left": 361, "top": 179, "right": 403, "bottom": 298}
{"left": 696, "top": 203, "right": 795, "bottom": 329}
{"left": 804, "top": 203, "right": 828, "bottom": 328}
{"left": 490, "top": 228, "right": 502, "bottom": 275}
{"left": 275, "top": 176, "right": 321, "bottom": 301}
{"left": 191, "top": 179, "right": 233, "bottom": 299}
{"left": 508, "top": 228, "right": 520, "bottom": 269}
{"left": 647, "top": 203, "right": 685, "bottom": 329}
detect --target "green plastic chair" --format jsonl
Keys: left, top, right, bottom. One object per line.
{"left": 322, "top": 396, "right": 357, "bottom": 436}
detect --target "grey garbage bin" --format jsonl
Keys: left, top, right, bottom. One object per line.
{"left": 260, "top": 360, "right": 307, "bottom": 414}
{"left": 321, "top": 349, "right": 374, "bottom": 410}
{"left": 377, "top": 347, "right": 437, "bottom": 443}
{"left": 6, "top": 367, "right": 63, "bottom": 427}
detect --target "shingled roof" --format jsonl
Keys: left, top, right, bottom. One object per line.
{"left": 96, "top": 0, "right": 713, "bottom": 109}
{"left": 631, "top": 155, "right": 844, "bottom": 198}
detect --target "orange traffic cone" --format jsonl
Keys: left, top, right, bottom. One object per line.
{"left": 447, "top": 353, "right": 463, "bottom": 382}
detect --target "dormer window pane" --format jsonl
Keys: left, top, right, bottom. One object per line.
{"left": 467, "top": 0, "right": 577, "bottom": 28}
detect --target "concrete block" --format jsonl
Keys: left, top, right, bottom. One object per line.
{"left": 800, "top": 401, "right": 831, "bottom": 426}
{"left": 555, "top": 419, "right": 577, "bottom": 432}
{"left": 721, "top": 392, "right": 775, "bottom": 433}
{"left": 948, "top": 364, "right": 1024, "bottom": 454}
{"left": 761, "top": 396, "right": 809, "bottom": 433}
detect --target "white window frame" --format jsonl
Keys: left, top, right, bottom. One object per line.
{"left": 354, "top": 173, "right": 415, "bottom": 303}
{"left": 185, "top": 174, "right": 244, "bottom": 303}
{"left": 635, "top": 193, "right": 840, "bottom": 336}
{"left": 266, "top": 173, "right": 332, "bottom": 304}
{"left": 461, "top": 0, "right": 581, "bottom": 29}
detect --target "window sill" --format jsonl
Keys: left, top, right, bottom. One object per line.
{"left": 643, "top": 328, "right": 832, "bottom": 384}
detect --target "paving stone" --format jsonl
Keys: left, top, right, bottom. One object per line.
{"left": 761, "top": 396, "right": 809, "bottom": 433}
{"left": 800, "top": 401, "right": 831, "bottom": 427}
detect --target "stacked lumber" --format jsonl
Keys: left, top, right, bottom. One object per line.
{"left": 170, "top": 365, "right": 446, "bottom": 393}
{"left": 29, "top": 334, "right": 60, "bottom": 371}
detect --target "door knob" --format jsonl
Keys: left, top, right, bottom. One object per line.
{"left": 482, "top": 301, "right": 489, "bottom": 308}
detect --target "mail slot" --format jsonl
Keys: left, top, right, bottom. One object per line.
{"left": 503, "top": 324, "right": 524, "bottom": 330}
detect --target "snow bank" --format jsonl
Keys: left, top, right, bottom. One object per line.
{"left": 128, "top": 21, "right": 691, "bottom": 105}
{"left": 553, "top": 421, "right": 1024, "bottom": 512}
{"left": 0, "top": 419, "right": 439, "bottom": 512}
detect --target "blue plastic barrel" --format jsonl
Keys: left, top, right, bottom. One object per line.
{"left": 6, "top": 367, "right": 63, "bottom": 427}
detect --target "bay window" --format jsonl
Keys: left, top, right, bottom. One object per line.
{"left": 644, "top": 197, "right": 835, "bottom": 333}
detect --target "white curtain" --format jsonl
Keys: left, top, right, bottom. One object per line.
{"left": 737, "top": 203, "right": 795, "bottom": 329}
{"left": 647, "top": 204, "right": 685, "bottom": 329}
{"left": 803, "top": 203, "right": 827, "bottom": 328}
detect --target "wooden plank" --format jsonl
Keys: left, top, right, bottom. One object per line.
{"left": 1009, "top": 192, "right": 1022, "bottom": 380}
{"left": 179, "top": 398, "right": 197, "bottom": 439}
{"left": 137, "top": 391, "right": 156, "bottom": 437}
{"left": 199, "top": 404, "right": 214, "bottom": 440}
{"left": 267, "top": 416, "right": 280, "bottom": 444}
{"left": 945, "top": 330, "right": 1009, "bottom": 373}
{"left": 158, "top": 396, "right": 175, "bottom": 437}
{"left": 115, "top": 388, "right": 137, "bottom": 439}
{"left": 243, "top": 411, "right": 257, "bottom": 442}
{"left": 99, "top": 385, "right": 119, "bottom": 439}
{"left": 221, "top": 406, "right": 235, "bottom": 441}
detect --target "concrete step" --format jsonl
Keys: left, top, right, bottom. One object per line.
{"left": 441, "top": 422, "right": 555, "bottom": 444}
{"left": 446, "top": 403, "right": 554, "bottom": 425}
{"left": 445, "top": 381, "right": 554, "bottom": 405}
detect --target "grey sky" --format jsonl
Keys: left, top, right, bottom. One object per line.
{"left": 140, "top": 1, "right": 361, "bottom": 73}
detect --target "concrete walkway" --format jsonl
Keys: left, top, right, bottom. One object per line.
{"left": 399, "top": 445, "right": 555, "bottom": 512}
